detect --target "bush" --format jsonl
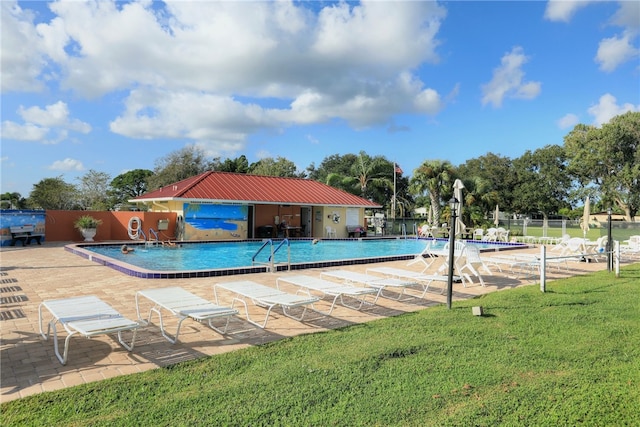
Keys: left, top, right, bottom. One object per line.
{"left": 73, "top": 215, "right": 102, "bottom": 230}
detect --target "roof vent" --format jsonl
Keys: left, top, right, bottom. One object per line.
{"left": 173, "top": 185, "right": 178, "bottom": 191}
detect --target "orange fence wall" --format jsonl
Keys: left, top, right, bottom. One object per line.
{"left": 45, "top": 211, "right": 177, "bottom": 242}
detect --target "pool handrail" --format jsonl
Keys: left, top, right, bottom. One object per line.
{"left": 252, "top": 239, "right": 273, "bottom": 264}
{"left": 269, "top": 239, "right": 290, "bottom": 262}
{"left": 252, "top": 239, "right": 291, "bottom": 272}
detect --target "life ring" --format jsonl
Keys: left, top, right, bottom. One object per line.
{"left": 128, "top": 216, "right": 141, "bottom": 240}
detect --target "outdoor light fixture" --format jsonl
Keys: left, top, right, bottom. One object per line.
{"left": 607, "top": 207, "right": 612, "bottom": 272}
{"left": 446, "top": 197, "right": 458, "bottom": 310}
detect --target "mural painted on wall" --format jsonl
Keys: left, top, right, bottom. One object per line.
{"left": 183, "top": 204, "right": 248, "bottom": 240}
{"left": 0, "top": 210, "right": 46, "bottom": 246}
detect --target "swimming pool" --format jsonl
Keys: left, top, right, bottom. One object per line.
{"left": 68, "top": 238, "right": 525, "bottom": 279}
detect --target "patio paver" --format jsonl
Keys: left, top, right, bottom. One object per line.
{"left": 0, "top": 241, "right": 611, "bottom": 402}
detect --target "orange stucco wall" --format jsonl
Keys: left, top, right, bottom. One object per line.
{"left": 45, "top": 210, "right": 177, "bottom": 242}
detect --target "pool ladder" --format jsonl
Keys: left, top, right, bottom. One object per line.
{"left": 252, "top": 239, "right": 291, "bottom": 272}
{"left": 139, "top": 228, "right": 161, "bottom": 247}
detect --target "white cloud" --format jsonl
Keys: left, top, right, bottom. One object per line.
{"left": 1, "top": 0, "right": 449, "bottom": 155}
{"left": 557, "top": 113, "right": 580, "bottom": 129}
{"left": 545, "top": 1, "right": 640, "bottom": 72}
{"left": 18, "top": 101, "right": 91, "bottom": 133}
{"left": 1, "top": 101, "right": 91, "bottom": 144}
{"left": 588, "top": 93, "right": 640, "bottom": 127}
{"left": 595, "top": 31, "right": 639, "bottom": 72}
{"left": 1, "top": 121, "right": 49, "bottom": 141}
{"left": 610, "top": 1, "right": 640, "bottom": 31}
{"left": 481, "top": 47, "right": 542, "bottom": 108}
{"left": 0, "top": 1, "right": 47, "bottom": 92}
{"left": 544, "top": 0, "right": 594, "bottom": 22}
{"left": 48, "top": 158, "right": 84, "bottom": 171}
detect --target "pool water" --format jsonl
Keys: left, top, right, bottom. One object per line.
{"left": 83, "top": 238, "right": 517, "bottom": 272}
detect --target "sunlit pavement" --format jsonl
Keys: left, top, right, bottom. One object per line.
{"left": 0, "top": 242, "right": 615, "bottom": 402}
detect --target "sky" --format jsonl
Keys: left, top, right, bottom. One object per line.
{"left": 2, "top": 0, "right": 639, "bottom": 197}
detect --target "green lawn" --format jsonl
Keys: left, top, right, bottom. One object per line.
{"left": 3, "top": 265, "right": 639, "bottom": 426}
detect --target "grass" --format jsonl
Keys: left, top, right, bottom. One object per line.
{"left": 3, "top": 265, "right": 640, "bottom": 426}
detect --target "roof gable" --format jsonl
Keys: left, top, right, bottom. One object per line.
{"left": 132, "top": 172, "right": 381, "bottom": 207}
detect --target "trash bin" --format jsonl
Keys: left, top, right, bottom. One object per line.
{"left": 257, "top": 225, "right": 274, "bottom": 238}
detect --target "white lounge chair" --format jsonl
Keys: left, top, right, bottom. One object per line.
{"left": 482, "top": 255, "right": 541, "bottom": 278}
{"left": 621, "top": 235, "right": 640, "bottom": 259}
{"left": 275, "top": 275, "right": 377, "bottom": 315}
{"left": 458, "top": 245, "right": 492, "bottom": 286}
{"left": 560, "top": 237, "right": 591, "bottom": 261}
{"left": 39, "top": 295, "right": 139, "bottom": 365}
{"left": 325, "top": 226, "right": 337, "bottom": 238}
{"left": 365, "top": 266, "right": 459, "bottom": 295}
{"left": 406, "top": 239, "right": 438, "bottom": 272}
{"left": 320, "top": 269, "right": 421, "bottom": 302}
{"left": 213, "top": 280, "right": 320, "bottom": 328}
{"left": 482, "top": 228, "right": 498, "bottom": 242}
{"left": 135, "top": 287, "right": 239, "bottom": 344}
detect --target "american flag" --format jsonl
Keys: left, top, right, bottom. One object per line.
{"left": 394, "top": 164, "right": 403, "bottom": 175}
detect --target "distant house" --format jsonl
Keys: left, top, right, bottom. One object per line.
{"left": 130, "top": 171, "right": 381, "bottom": 240}
{"left": 590, "top": 211, "right": 637, "bottom": 225}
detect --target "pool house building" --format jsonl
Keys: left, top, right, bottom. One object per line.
{"left": 130, "top": 171, "right": 381, "bottom": 241}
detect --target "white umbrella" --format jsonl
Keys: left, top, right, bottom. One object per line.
{"left": 581, "top": 197, "right": 590, "bottom": 239}
{"left": 494, "top": 204, "right": 500, "bottom": 227}
{"left": 453, "top": 179, "right": 466, "bottom": 235}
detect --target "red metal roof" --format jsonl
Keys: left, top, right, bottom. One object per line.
{"left": 132, "top": 171, "right": 381, "bottom": 207}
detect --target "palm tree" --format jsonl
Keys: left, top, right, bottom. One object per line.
{"left": 326, "top": 151, "right": 392, "bottom": 204}
{"left": 410, "top": 160, "right": 456, "bottom": 227}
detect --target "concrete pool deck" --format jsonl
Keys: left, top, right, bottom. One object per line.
{"left": 0, "top": 241, "right": 617, "bottom": 402}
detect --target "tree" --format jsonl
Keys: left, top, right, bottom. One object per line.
{"left": 110, "top": 169, "right": 154, "bottom": 207}
{"left": 147, "top": 146, "right": 213, "bottom": 190}
{"left": 77, "top": 170, "right": 111, "bottom": 210}
{"left": 248, "top": 157, "right": 303, "bottom": 177}
{"left": 307, "top": 153, "right": 358, "bottom": 183}
{"left": 214, "top": 155, "right": 249, "bottom": 173}
{"left": 457, "top": 153, "right": 516, "bottom": 214}
{"left": 565, "top": 112, "right": 640, "bottom": 220}
{"left": 0, "top": 192, "right": 27, "bottom": 209}
{"left": 511, "top": 145, "right": 571, "bottom": 222}
{"left": 410, "top": 160, "right": 456, "bottom": 226}
{"left": 27, "top": 177, "right": 78, "bottom": 210}
{"left": 459, "top": 176, "right": 499, "bottom": 227}
{"left": 325, "top": 151, "right": 393, "bottom": 206}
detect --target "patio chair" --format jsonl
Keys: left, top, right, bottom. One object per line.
{"left": 213, "top": 280, "right": 320, "bottom": 328}
{"left": 39, "top": 295, "right": 139, "bottom": 365}
{"left": 275, "top": 274, "right": 377, "bottom": 315}
{"left": 325, "top": 226, "right": 337, "bottom": 238}
{"left": 473, "top": 228, "right": 484, "bottom": 240}
{"left": 320, "top": 269, "right": 422, "bottom": 302}
{"left": 406, "top": 239, "right": 438, "bottom": 272}
{"left": 482, "top": 254, "right": 541, "bottom": 279}
{"left": 365, "top": 266, "right": 460, "bottom": 295}
{"left": 482, "top": 228, "right": 498, "bottom": 242}
{"left": 621, "top": 235, "right": 640, "bottom": 259}
{"left": 418, "top": 225, "right": 432, "bottom": 237}
{"left": 135, "top": 287, "right": 239, "bottom": 344}
{"left": 560, "top": 237, "right": 589, "bottom": 261}
{"left": 458, "top": 245, "right": 492, "bottom": 286}
{"left": 496, "top": 227, "right": 510, "bottom": 242}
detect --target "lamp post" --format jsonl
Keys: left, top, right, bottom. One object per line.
{"left": 607, "top": 207, "right": 612, "bottom": 272}
{"left": 446, "top": 197, "right": 458, "bottom": 310}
